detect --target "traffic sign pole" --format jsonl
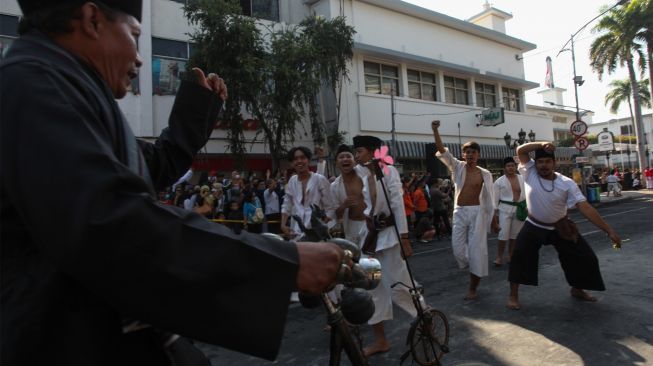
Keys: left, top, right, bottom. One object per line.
{"left": 570, "top": 119, "right": 589, "bottom": 197}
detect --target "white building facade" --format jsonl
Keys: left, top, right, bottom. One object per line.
{"left": 587, "top": 113, "right": 653, "bottom": 170}
{"left": 1, "top": 0, "right": 562, "bottom": 175}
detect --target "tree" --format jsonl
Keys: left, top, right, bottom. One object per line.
{"left": 591, "top": 4, "right": 648, "bottom": 171}
{"left": 604, "top": 78, "right": 651, "bottom": 140}
{"left": 184, "top": 0, "right": 355, "bottom": 173}
{"left": 629, "top": 0, "right": 653, "bottom": 105}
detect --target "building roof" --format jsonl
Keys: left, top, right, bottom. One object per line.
{"left": 591, "top": 113, "right": 653, "bottom": 126}
{"left": 355, "top": 42, "right": 539, "bottom": 89}
{"left": 526, "top": 104, "right": 577, "bottom": 115}
{"left": 467, "top": 6, "right": 513, "bottom": 23}
{"left": 355, "top": 0, "right": 536, "bottom": 51}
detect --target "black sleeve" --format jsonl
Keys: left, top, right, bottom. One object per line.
{"left": 138, "top": 81, "right": 222, "bottom": 190}
{"left": 1, "top": 63, "right": 296, "bottom": 360}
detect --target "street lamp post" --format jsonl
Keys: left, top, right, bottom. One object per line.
{"left": 504, "top": 128, "right": 536, "bottom": 149}
{"left": 606, "top": 150, "right": 611, "bottom": 170}
{"left": 626, "top": 145, "right": 632, "bottom": 170}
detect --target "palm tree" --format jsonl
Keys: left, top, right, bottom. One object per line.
{"left": 629, "top": 0, "right": 653, "bottom": 103}
{"left": 605, "top": 78, "right": 652, "bottom": 116}
{"left": 605, "top": 79, "right": 651, "bottom": 146}
{"left": 591, "top": 5, "right": 648, "bottom": 170}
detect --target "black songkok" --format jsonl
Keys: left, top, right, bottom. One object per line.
{"left": 18, "top": 0, "right": 143, "bottom": 21}
{"left": 335, "top": 144, "right": 353, "bottom": 157}
{"left": 534, "top": 149, "right": 555, "bottom": 160}
{"left": 503, "top": 157, "right": 516, "bottom": 166}
{"left": 353, "top": 135, "right": 382, "bottom": 151}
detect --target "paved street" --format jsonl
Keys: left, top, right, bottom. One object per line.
{"left": 198, "top": 191, "right": 653, "bottom": 366}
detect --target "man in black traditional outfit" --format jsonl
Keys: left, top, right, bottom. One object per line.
{"left": 506, "top": 142, "right": 622, "bottom": 310}
{"left": 0, "top": 1, "right": 345, "bottom": 365}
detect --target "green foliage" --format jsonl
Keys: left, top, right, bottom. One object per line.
{"left": 184, "top": 1, "right": 355, "bottom": 171}
{"left": 556, "top": 134, "right": 636, "bottom": 147}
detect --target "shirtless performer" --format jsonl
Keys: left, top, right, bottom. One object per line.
{"left": 493, "top": 157, "right": 526, "bottom": 266}
{"left": 432, "top": 120, "right": 498, "bottom": 300}
{"left": 330, "top": 145, "right": 367, "bottom": 247}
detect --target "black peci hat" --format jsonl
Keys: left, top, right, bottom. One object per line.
{"left": 335, "top": 144, "right": 353, "bottom": 157}
{"left": 18, "top": 0, "right": 142, "bottom": 21}
{"left": 503, "top": 157, "right": 516, "bottom": 166}
{"left": 353, "top": 135, "right": 382, "bottom": 151}
{"left": 534, "top": 149, "right": 555, "bottom": 160}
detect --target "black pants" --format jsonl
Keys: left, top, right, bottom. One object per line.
{"left": 432, "top": 209, "right": 451, "bottom": 237}
{"left": 508, "top": 221, "right": 605, "bottom": 291}
{"left": 266, "top": 213, "right": 281, "bottom": 234}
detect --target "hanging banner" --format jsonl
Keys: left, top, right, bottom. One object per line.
{"left": 478, "top": 107, "right": 505, "bottom": 127}
{"left": 597, "top": 130, "right": 615, "bottom": 152}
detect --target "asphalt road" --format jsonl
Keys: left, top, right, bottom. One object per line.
{"left": 198, "top": 193, "right": 653, "bottom": 366}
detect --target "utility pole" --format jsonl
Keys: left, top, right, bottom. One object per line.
{"left": 390, "top": 85, "right": 397, "bottom": 159}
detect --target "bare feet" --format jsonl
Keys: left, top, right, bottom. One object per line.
{"left": 506, "top": 296, "right": 520, "bottom": 310}
{"left": 463, "top": 292, "right": 478, "bottom": 301}
{"left": 363, "top": 340, "right": 390, "bottom": 357}
{"left": 494, "top": 258, "right": 503, "bottom": 267}
{"left": 570, "top": 288, "right": 597, "bottom": 302}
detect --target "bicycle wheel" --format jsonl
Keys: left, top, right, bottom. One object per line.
{"left": 408, "top": 309, "right": 450, "bottom": 366}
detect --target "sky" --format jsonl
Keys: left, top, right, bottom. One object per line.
{"left": 403, "top": 0, "right": 652, "bottom": 124}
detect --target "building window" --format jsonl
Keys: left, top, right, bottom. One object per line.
{"left": 240, "top": 0, "right": 279, "bottom": 21}
{"left": 152, "top": 38, "right": 192, "bottom": 95}
{"left": 444, "top": 76, "right": 469, "bottom": 105}
{"left": 620, "top": 125, "right": 633, "bottom": 135}
{"left": 407, "top": 69, "right": 437, "bottom": 101}
{"left": 475, "top": 82, "right": 496, "bottom": 108}
{"left": 502, "top": 87, "right": 521, "bottom": 112}
{"left": 0, "top": 14, "right": 19, "bottom": 60}
{"left": 364, "top": 61, "right": 399, "bottom": 96}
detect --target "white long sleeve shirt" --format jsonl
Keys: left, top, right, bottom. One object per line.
{"left": 281, "top": 172, "right": 336, "bottom": 234}
{"left": 360, "top": 164, "right": 408, "bottom": 252}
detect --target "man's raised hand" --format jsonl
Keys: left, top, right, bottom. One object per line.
{"left": 192, "top": 67, "right": 228, "bottom": 101}
{"left": 431, "top": 120, "right": 441, "bottom": 131}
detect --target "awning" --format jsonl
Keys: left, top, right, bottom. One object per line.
{"left": 385, "top": 140, "right": 578, "bottom": 160}
{"left": 385, "top": 140, "right": 514, "bottom": 160}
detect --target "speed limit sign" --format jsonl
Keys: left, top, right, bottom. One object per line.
{"left": 570, "top": 120, "right": 588, "bottom": 137}
{"left": 574, "top": 136, "right": 589, "bottom": 151}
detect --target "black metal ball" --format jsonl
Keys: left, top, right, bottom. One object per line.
{"left": 340, "top": 288, "right": 375, "bottom": 325}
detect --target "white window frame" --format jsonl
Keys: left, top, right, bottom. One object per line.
{"left": 502, "top": 87, "right": 522, "bottom": 112}
{"left": 363, "top": 60, "right": 400, "bottom": 96}
{"left": 443, "top": 75, "right": 469, "bottom": 105}
{"left": 407, "top": 68, "right": 437, "bottom": 101}
{"left": 475, "top": 81, "right": 497, "bottom": 108}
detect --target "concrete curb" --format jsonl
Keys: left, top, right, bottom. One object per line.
{"left": 590, "top": 192, "right": 648, "bottom": 208}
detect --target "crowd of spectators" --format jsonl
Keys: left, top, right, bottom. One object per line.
{"left": 589, "top": 166, "right": 646, "bottom": 196}
{"left": 157, "top": 168, "right": 456, "bottom": 241}
{"left": 158, "top": 170, "right": 285, "bottom": 234}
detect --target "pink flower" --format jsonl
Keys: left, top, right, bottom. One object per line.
{"left": 374, "top": 146, "right": 394, "bottom": 175}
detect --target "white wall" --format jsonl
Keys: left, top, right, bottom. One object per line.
{"left": 346, "top": 1, "right": 525, "bottom": 80}
{"left": 0, "top": 0, "right": 20, "bottom": 14}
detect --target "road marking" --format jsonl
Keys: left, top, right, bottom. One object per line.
{"left": 414, "top": 205, "right": 650, "bottom": 256}
{"left": 574, "top": 207, "right": 649, "bottom": 224}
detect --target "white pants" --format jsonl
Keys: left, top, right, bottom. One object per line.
{"left": 608, "top": 183, "right": 621, "bottom": 194}
{"left": 344, "top": 219, "right": 367, "bottom": 250}
{"left": 367, "top": 244, "right": 424, "bottom": 325}
{"left": 497, "top": 207, "right": 524, "bottom": 241}
{"left": 452, "top": 205, "right": 489, "bottom": 277}
{"left": 647, "top": 177, "right": 653, "bottom": 189}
